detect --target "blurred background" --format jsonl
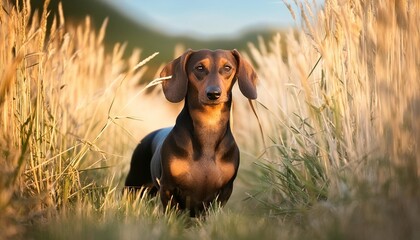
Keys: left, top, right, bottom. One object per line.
{"left": 29, "top": 0, "right": 309, "bottom": 80}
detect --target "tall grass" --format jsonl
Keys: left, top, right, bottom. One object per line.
{"left": 236, "top": 0, "right": 420, "bottom": 237}
{"left": 0, "top": 0, "right": 171, "bottom": 238}
{"left": 1, "top": 0, "right": 419, "bottom": 239}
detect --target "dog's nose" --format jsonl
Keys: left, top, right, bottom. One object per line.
{"left": 206, "top": 86, "right": 222, "bottom": 100}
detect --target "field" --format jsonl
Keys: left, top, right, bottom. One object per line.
{"left": 1, "top": 0, "right": 419, "bottom": 239}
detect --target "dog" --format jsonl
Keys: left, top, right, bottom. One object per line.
{"left": 125, "top": 49, "right": 258, "bottom": 217}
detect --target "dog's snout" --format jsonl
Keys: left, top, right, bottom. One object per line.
{"left": 206, "top": 86, "right": 222, "bottom": 100}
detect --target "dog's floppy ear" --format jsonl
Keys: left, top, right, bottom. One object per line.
{"left": 160, "top": 49, "right": 193, "bottom": 103}
{"left": 232, "top": 49, "right": 258, "bottom": 99}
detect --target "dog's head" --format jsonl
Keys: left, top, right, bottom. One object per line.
{"left": 160, "top": 49, "right": 258, "bottom": 104}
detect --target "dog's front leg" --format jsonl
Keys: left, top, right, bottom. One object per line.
{"left": 216, "top": 180, "right": 234, "bottom": 206}
{"left": 159, "top": 185, "right": 179, "bottom": 212}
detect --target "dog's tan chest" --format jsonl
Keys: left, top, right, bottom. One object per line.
{"left": 169, "top": 158, "right": 191, "bottom": 178}
{"left": 168, "top": 157, "right": 235, "bottom": 191}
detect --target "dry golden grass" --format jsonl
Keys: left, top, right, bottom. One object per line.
{"left": 0, "top": 0, "right": 177, "bottom": 238}
{"left": 243, "top": 0, "right": 419, "bottom": 169}
{"left": 239, "top": 0, "right": 420, "bottom": 237}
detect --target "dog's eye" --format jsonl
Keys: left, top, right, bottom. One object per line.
{"left": 223, "top": 65, "right": 232, "bottom": 72}
{"left": 195, "top": 65, "right": 205, "bottom": 72}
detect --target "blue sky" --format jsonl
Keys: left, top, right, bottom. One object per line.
{"left": 102, "top": 0, "right": 315, "bottom": 39}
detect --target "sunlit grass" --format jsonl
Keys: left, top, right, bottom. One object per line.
{"left": 235, "top": 0, "right": 420, "bottom": 237}
{"left": 0, "top": 0, "right": 419, "bottom": 239}
{"left": 0, "top": 0, "right": 165, "bottom": 238}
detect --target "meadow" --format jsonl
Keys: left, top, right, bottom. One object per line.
{"left": 0, "top": 0, "right": 419, "bottom": 239}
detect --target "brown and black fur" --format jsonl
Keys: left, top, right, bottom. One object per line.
{"left": 125, "top": 49, "right": 258, "bottom": 217}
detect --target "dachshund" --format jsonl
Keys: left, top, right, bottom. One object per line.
{"left": 125, "top": 49, "right": 258, "bottom": 217}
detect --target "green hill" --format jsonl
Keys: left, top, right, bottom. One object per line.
{"left": 30, "top": 0, "right": 283, "bottom": 80}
